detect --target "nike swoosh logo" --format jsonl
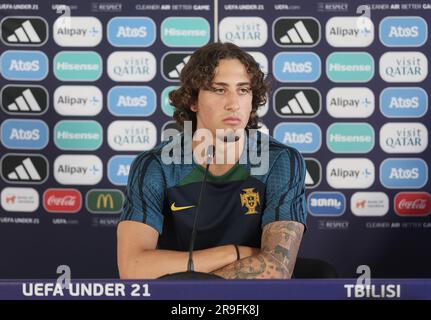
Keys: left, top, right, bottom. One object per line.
{"left": 170, "top": 202, "right": 195, "bottom": 212}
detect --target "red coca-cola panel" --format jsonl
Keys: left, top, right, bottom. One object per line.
{"left": 43, "top": 189, "right": 82, "bottom": 213}
{"left": 395, "top": 192, "right": 431, "bottom": 217}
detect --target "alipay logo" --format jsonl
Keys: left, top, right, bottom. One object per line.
{"left": 54, "top": 85, "right": 103, "bottom": 116}
{"left": 326, "top": 158, "right": 375, "bottom": 189}
{"left": 326, "top": 16, "right": 374, "bottom": 47}
{"left": 53, "top": 155, "right": 103, "bottom": 185}
{"left": 53, "top": 17, "right": 102, "bottom": 47}
{"left": 326, "top": 87, "right": 374, "bottom": 118}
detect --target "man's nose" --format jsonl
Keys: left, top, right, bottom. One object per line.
{"left": 224, "top": 91, "right": 240, "bottom": 111}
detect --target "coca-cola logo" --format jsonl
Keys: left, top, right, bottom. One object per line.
{"left": 395, "top": 192, "right": 431, "bottom": 217}
{"left": 43, "top": 189, "right": 81, "bottom": 213}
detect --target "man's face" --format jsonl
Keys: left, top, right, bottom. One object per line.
{"left": 191, "top": 58, "right": 253, "bottom": 137}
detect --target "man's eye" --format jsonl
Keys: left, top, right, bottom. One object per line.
{"left": 211, "top": 87, "right": 225, "bottom": 94}
{"left": 239, "top": 87, "right": 251, "bottom": 94}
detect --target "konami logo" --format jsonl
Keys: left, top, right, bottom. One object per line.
{"left": 394, "top": 192, "right": 431, "bottom": 217}
{"left": 43, "top": 188, "right": 81, "bottom": 213}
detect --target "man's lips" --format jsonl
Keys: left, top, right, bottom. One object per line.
{"left": 223, "top": 117, "right": 241, "bottom": 124}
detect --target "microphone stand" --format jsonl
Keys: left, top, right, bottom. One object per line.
{"left": 159, "top": 145, "right": 222, "bottom": 279}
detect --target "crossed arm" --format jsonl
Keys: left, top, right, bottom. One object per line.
{"left": 117, "top": 220, "right": 304, "bottom": 279}
{"left": 212, "top": 221, "right": 304, "bottom": 279}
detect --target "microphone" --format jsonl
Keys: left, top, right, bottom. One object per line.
{"left": 158, "top": 144, "right": 223, "bottom": 279}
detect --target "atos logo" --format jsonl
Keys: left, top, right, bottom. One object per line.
{"left": 108, "top": 155, "right": 136, "bottom": 186}
{"left": 380, "top": 158, "right": 428, "bottom": 189}
{"left": 273, "top": 52, "right": 321, "bottom": 82}
{"left": 395, "top": 192, "right": 431, "bottom": 217}
{"left": 0, "top": 50, "right": 48, "bottom": 80}
{"left": 1, "top": 119, "right": 48, "bottom": 150}
{"left": 307, "top": 191, "right": 345, "bottom": 216}
{"left": 108, "top": 17, "right": 156, "bottom": 47}
{"left": 273, "top": 122, "right": 321, "bottom": 153}
{"left": 380, "top": 87, "right": 427, "bottom": 118}
{"left": 43, "top": 188, "right": 81, "bottom": 213}
{"left": 379, "top": 16, "right": 427, "bottom": 47}
{"left": 108, "top": 86, "right": 156, "bottom": 117}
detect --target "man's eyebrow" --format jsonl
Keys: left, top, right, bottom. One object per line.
{"left": 211, "top": 82, "right": 251, "bottom": 86}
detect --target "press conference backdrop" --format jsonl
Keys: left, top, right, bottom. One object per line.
{"left": 0, "top": 0, "right": 430, "bottom": 279}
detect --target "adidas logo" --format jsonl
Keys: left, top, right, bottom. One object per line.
{"left": 273, "top": 18, "right": 320, "bottom": 47}
{"left": 1, "top": 85, "right": 48, "bottom": 115}
{"left": 305, "top": 158, "right": 321, "bottom": 189}
{"left": 1, "top": 17, "right": 48, "bottom": 46}
{"left": 1, "top": 154, "right": 48, "bottom": 184}
{"left": 274, "top": 88, "right": 321, "bottom": 117}
{"left": 162, "top": 52, "right": 192, "bottom": 81}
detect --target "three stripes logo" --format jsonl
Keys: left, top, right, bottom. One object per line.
{"left": 0, "top": 17, "right": 48, "bottom": 46}
{"left": 161, "top": 52, "right": 192, "bottom": 81}
{"left": 305, "top": 158, "right": 321, "bottom": 189}
{"left": 274, "top": 88, "right": 321, "bottom": 117}
{"left": 273, "top": 17, "right": 320, "bottom": 47}
{"left": 1, "top": 154, "right": 48, "bottom": 184}
{"left": 1, "top": 85, "right": 48, "bottom": 115}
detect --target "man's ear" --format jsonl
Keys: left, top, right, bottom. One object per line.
{"left": 190, "top": 103, "right": 198, "bottom": 112}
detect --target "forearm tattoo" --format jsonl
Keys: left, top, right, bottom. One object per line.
{"left": 212, "top": 221, "right": 304, "bottom": 279}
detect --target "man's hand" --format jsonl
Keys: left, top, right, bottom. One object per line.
{"left": 212, "top": 221, "right": 304, "bottom": 279}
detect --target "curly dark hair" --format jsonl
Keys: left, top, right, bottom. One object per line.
{"left": 169, "top": 42, "right": 270, "bottom": 132}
